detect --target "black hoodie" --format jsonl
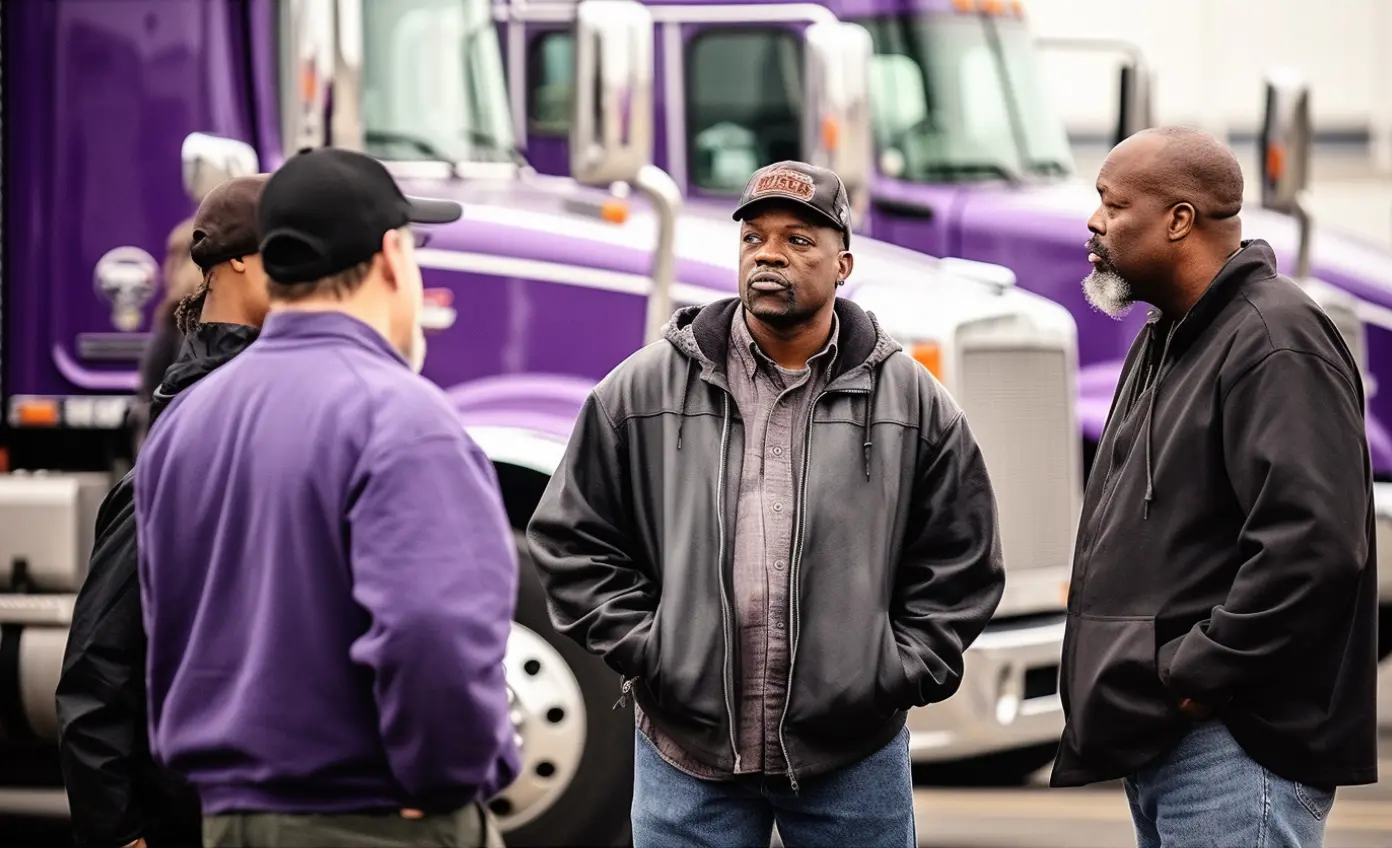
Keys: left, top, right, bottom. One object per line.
{"left": 57, "top": 323, "right": 258, "bottom": 848}
{"left": 1050, "top": 240, "right": 1378, "bottom": 789}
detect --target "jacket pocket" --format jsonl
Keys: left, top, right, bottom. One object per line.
{"left": 1061, "top": 614, "right": 1179, "bottom": 774}
{"left": 642, "top": 603, "right": 724, "bottom": 730}
{"left": 875, "top": 615, "right": 912, "bottom": 714}
{"left": 787, "top": 615, "right": 903, "bottom": 742}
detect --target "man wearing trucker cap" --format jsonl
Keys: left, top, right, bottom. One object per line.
{"left": 133, "top": 148, "right": 519, "bottom": 848}
{"left": 529, "top": 160, "right": 1006, "bottom": 846}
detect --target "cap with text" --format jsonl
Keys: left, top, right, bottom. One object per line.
{"left": 257, "top": 147, "right": 462, "bottom": 285}
{"left": 731, "top": 160, "right": 852, "bottom": 246}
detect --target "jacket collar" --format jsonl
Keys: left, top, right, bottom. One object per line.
{"left": 149, "top": 322, "right": 259, "bottom": 424}
{"left": 730, "top": 305, "right": 841, "bottom": 381}
{"left": 1144, "top": 238, "right": 1280, "bottom": 357}
{"left": 664, "top": 296, "right": 896, "bottom": 391}
{"left": 257, "top": 310, "right": 409, "bottom": 368}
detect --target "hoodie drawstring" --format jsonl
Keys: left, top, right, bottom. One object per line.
{"left": 1143, "top": 383, "right": 1158, "bottom": 520}
{"left": 676, "top": 358, "right": 695, "bottom": 449}
{"left": 1141, "top": 324, "right": 1176, "bottom": 521}
{"left": 863, "top": 372, "right": 878, "bottom": 480}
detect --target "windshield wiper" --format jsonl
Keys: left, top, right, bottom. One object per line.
{"left": 1026, "top": 158, "right": 1072, "bottom": 177}
{"left": 365, "top": 128, "right": 525, "bottom": 170}
{"left": 365, "top": 129, "right": 455, "bottom": 161}
{"left": 462, "top": 129, "right": 527, "bottom": 167}
{"left": 915, "top": 162, "right": 1019, "bottom": 182}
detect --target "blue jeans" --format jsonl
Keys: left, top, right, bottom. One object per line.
{"left": 631, "top": 726, "right": 915, "bottom": 848}
{"left": 1125, "top": 720, "right": 1336, "bottom": 848}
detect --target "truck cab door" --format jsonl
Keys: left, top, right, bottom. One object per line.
{"left": 501, "top": 4, "right": 818, "bottom": 212}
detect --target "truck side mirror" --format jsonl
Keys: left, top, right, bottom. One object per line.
{"left": 1259, "top": 68, "right": 1312, "bottom": 215}
{"left": 804, "top": 21, "right": 874, "bottom": 231}
{"left": 1035, "top": 38, "right": 1152, "bottom": 147}
{"left": 282, "top": 0, "right": 334, "bottom": 153}
{"left": 1115, "top": 61, "right": 1153, "bottom": 146}
{"left": 181, "top": 133, "right": 260, "bottom": 202}
{"left": 1259, "top": 67, "right": 1314, "bottom": 279}
{"left": 569, "top": 0, "right": 682, "bottom": 348}
{"left": 569, "top": 0, "right": 655, "bottom": 186}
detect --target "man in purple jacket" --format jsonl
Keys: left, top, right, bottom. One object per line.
{"left": 133, "top": 147, "right": 519, "bottom": 848}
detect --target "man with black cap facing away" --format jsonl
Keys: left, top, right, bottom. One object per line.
{"left": 133, "top": 147, "right": 520, "bottom": 848}
{"left": 527, "top": 160, "right": 1005, "bottom": 846}
{"left": 57, "top": 173, "right": 272, "bottom": 848}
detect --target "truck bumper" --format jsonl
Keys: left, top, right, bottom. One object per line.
{"left": 906, "top": 615, "right": 1065, "bottom": 762}
{"left": 1374, "top": 483, "right": 1392, "bottom": 604}
{"left": 0, "top": 596, "right": 75, "bottom": 743}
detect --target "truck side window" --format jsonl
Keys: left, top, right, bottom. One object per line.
{"left": 528, "top": 32, "right": 574, "bottom": 136}
{"left": 686, "top": 29, "right": 803, "bottom": 194}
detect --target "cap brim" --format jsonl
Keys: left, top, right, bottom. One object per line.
{"left": 406, "top": 196, "right": 463, "bottom": 224}
{"left": 732, "top": 196, "right": 846, "bottom": 239}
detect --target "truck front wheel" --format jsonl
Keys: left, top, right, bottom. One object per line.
{"left": 491, "top": 532, "right": 634, "bottom": 847}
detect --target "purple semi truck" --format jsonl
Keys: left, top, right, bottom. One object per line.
{"left": 0, "top": 0, "right": 1086, "bottom": 843}
{"left": 499, "top": 0, "right": 1392, "bottom": 654}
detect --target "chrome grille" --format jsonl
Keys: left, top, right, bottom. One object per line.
{"left": 955, "top": 347, "right": 1078, "bottom": 573}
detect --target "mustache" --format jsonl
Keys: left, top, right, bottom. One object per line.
{"left": 746, "top": 269, "right": 791, "bottom": 287}
{"left": 1087, "top": 238, "right": 1112, "bottom": 263}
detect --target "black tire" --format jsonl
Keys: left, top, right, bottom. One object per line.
{"left": 911, "top": 742, "right": 1059, "bottom": 788}
{"left": 497, "top": 532, "right": 634, "bottom": 848}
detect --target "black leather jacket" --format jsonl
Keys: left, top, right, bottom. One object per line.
{"left": 527, "top": 298, "right": 1005, "bottom": 784}
{"left": 57, "top": 323, "right": 258, "bottom": 847}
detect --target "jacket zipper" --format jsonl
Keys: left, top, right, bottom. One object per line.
{"left": 1073, "top": 320, "right": 1180, "bottom": 595}
{"left": 714, "top": 393, "right": 741, "bottom": 772}
{"left": 777, "top": 386, "right": 869, "bottom": 793}
{"left": 614, "top": 675, "right": 636, "bottom": 711}
{"left": 617, "top": 394, "right": 739, "bottom": 774}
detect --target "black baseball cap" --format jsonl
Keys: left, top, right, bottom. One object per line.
{"left": 732, "top": 160, "right": 852, "bottom": 247}
{"left": 257, "top": 147, "right": 462, "bottom": 285}
{"left": 190, "top": 174, "right": 269, "bottom": 271}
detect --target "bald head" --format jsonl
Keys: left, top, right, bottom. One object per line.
{"left": 1117, "top": 126, "right": 1245, "bottom": 223}
{"left": 1083, "top": 126, "right": 1247, "bottom": 319}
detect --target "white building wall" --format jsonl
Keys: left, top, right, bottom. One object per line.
{"left": 1024, "top": 0, "right": 1390, "bottom": 153}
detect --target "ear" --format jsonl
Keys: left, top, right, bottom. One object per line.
{"left": 837, "top": 251, "right": 854, "bottom": 283}
{"left": 229, "top": 257, "right": 247, "bottom": 273}
{"left": 1168, "top": 202, "right": 1196, "bottom": 241}
{"left": 379, "top": 229, "right": 404, "bottom": 290}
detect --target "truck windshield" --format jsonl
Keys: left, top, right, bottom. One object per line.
{"left": 360, "top": 0, "right": 517, "bottom": 164}
{"left": 856, "top": 13, "right": 1075, "bottom": 182}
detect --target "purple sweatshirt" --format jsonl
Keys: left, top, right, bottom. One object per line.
{"left": 134, "top": 310, "right": 520, "bottom": 815}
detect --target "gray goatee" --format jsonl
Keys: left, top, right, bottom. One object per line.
{"left": 1082, "top": 266, "right": 1136, "bottom": 319}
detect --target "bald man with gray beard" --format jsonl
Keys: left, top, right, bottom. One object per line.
{"left": 1052, "top": 127, "right": 1378, "bottom": 848}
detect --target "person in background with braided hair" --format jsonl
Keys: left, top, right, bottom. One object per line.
{"left": 57, "top": 174, "right": 271, "bottom": 848}
{"left": 130, "top": 217, "right": 199, "bottom": 454}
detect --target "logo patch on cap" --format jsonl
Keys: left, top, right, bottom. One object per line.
{"left": 751, "top": 169, "right": 816, "bottom": 202}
